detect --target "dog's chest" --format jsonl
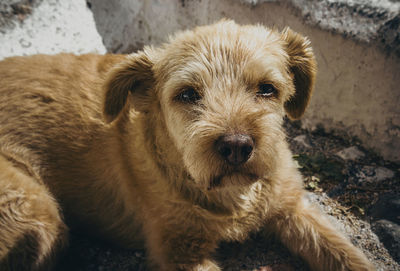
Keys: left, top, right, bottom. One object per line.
{"left": 176, "top": 185, "right": 269, "bottom": 242}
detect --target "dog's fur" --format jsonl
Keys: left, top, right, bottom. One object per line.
{"left": 0, "top": 21, "right": 374, "bottom": 270}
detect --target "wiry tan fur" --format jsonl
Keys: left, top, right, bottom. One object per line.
{"left": 0, "top": 20, "right": 374, "bottom": 270}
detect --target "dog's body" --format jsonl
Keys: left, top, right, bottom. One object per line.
{"left": 0, "top": 21, "right": 374, "bottom": 270}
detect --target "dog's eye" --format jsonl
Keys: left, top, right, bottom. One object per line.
{"left": 177, "top": 88, "right": 201, "bottom": 104}
{"left": 257, "top": 83, "right": 276, "bottom": 98}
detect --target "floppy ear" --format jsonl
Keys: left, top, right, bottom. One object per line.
{"left": 103, "top": 51, "right": 154, "bottom": 123}
{"left": 281, "top": 27, "right": 317, "bottom": 119}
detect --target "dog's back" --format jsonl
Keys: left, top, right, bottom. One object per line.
{"left": 0, "top": 54, "right": 123, "bottom": 160}
{"left": 0, "top": 54, "right": 139, "bottom": 248}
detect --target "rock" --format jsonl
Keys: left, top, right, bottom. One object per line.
{"left": 290, "top": 0, "right": 400, "bottom": 56}
{"left": 0, "top": 0, "right": 41, "bottom": 29}
{"left": 336, "top": 146, "right": 365, "bottom": 161}
{"left": 293, "top": 134, "right": 312, "bottom": 149}
{"left": 306, "top": 193, "right": 347, "bottom": 233}
{"left": 369, "top": 193, "right": 400, "bottom": 224}
{"left": 306, "top": 193, "right": 400, "bottom": 270}
{"left": 372, "top": 219, "right": 400, "bottom": 262}
{"left": 355, "top": 166, "right": 395, "bottom": 183}
{"left": 0, "top": 0, "right": 106, "bottom": 60}
{"left": 238, "top": 0, "right": 400, "bottom": 55}
{"left": 374, "top": 167, "right": 395, "bottom": 181}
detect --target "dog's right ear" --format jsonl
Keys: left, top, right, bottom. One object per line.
{"left": 281, "top": 27, "right": 317, "bottom": 120}
{"left": 103, "top": 51, "right": 154, "bottom": 123}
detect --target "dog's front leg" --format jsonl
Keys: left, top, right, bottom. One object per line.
{"left": 0, "top": 155, "right": 68, "bottom": 270}
{"left": 268, "top": 196, "right": 375, "bottom": 271}
{"left": 144, "top": 221, "right": 220, "bottom": 271}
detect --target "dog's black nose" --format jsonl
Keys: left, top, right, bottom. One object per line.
{"left": 216, "top": 134, "right": 254, "bottom": 166}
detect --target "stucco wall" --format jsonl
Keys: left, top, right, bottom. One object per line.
{"left": 90, "top": 0, "right": 400, "bottom": 162}
{"left": 0, "top": 0, "right": 105, "bottom": 59}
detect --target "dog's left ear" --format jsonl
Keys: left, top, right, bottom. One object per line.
{"left": 281, "top": 28, "right": 317, "bottom": 119}
{"left": 103, "top": 50, "right": 154, "bottom": 123}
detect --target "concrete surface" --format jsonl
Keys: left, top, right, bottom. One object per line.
{"left": 89, "top": 0, "right": 400, "bottom": 162}
{"left": 291, "top": 0, "right": 400, "bottom": 57}
{"left": 241, "top": 0, "right": 400, "bottom": 56}
{"left": 0, "top": 0, "right": 106, "bottom": 60}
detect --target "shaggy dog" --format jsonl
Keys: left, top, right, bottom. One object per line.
{"left": 0, "top": 21, "right": 374, "bottom": 270}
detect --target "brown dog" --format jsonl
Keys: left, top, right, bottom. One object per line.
{"left": 0, "top": 20, "right": 374, "bottom": 270}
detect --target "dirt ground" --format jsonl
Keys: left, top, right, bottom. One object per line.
{"left": 55, "top": 119, "right": 400, "bottom": 271}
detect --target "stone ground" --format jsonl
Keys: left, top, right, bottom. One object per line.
{"left": 55, "top": 120, "right": 400, "bottom": 271}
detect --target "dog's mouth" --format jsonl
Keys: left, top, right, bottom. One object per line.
{"left": 207, "top": 171, "right": 259, "bottom": 190}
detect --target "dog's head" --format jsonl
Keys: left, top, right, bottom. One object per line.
{"left": 103, "top": 20, "right": 316, "bottom": 190}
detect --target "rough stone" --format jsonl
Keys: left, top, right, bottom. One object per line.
{"left": 306, "top": 193, "right": 347, "bottom": 233}
{"left": 0, "top": 0, "right": 106, "bottom": 60}
{"left": 0, "top": 0, "right": 41, "bottom": 29}
{"left": 336, "top": 146, "right": 365, "bottom": 161}
{"left": 375, "top": 167, "right": 396, "bottom": 181}
{"left": 306, "top": 193, "right": 399, "bottom": 270}
{"left": 289, "top": 0, "right": 400, "bottom": 56}
{"left": 292, "top": 134, "right": 312, "bottom": 149}
{"left": 355, "top": 166, "right": 395, "bottom": 183}
{"left": 369, "top": 193, "right": 400, "bottom": 224}
{"left": 372, "top": 219, "right": 400, "bottom": 262}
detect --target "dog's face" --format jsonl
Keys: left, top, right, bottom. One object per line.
{"left": 103, "top": 21, "right": 316, "bottom": 190}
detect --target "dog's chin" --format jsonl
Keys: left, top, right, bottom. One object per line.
{"left": 206, "top": 171, "right": 260, "bottom": 191}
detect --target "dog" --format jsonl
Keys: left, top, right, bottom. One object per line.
{"left": 0, "top": 20, "right": 374, "bottom": 271}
